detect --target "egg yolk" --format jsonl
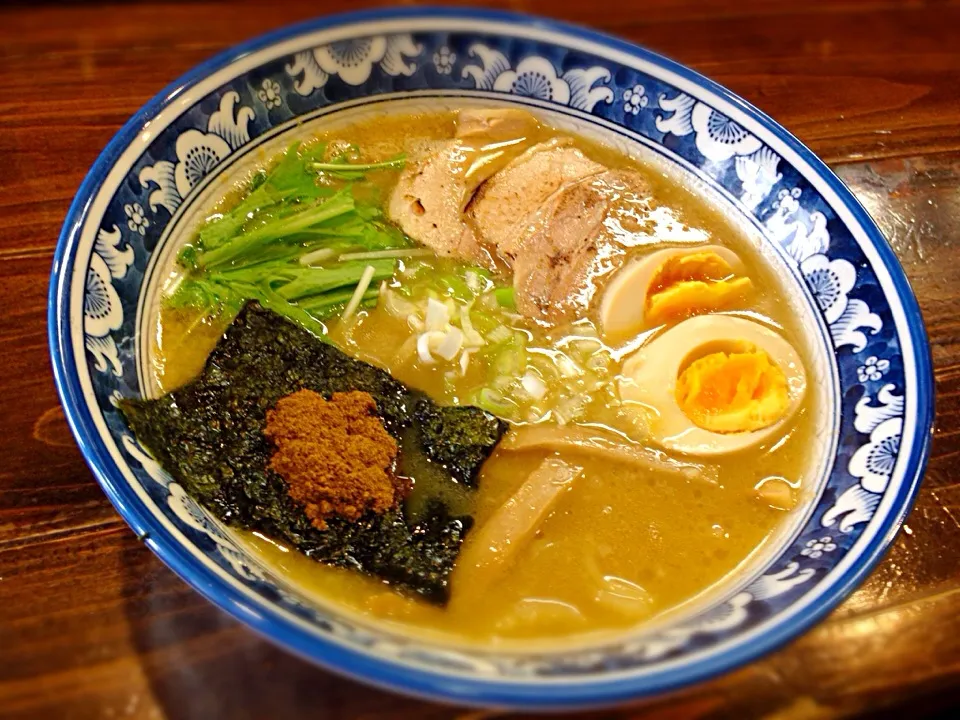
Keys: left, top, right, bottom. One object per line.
{"left": 646, "top": 251, "right": 752, "bottom": 325}
{"left": 675, "top": 349, "right": 790, "bottom": 434}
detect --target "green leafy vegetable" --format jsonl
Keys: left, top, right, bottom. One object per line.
{"left": 273, "top": 259, "right": 395, "bottom": 301}
{"left": 474, "top": 388, "right": 520, "bottom": 418}
{"left": 121, "top": 304, "right": 508, "bottom": 603}
{"left": 298, "top": 287, "right": 379, "bottom": 315}
{"left": 309, "top": 153, "right": 407, "bottom": 180}
{"left": 168, "top": 143, "right": 411, "bottom": 336}
{"left": 198, "top": 190, "right": 357, "bottom": 270}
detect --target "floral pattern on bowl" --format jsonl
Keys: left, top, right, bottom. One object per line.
{"left": 50, "top": 9, "right": 933, "bottom": 709}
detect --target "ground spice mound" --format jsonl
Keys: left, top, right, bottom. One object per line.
{"left": 264, "top": 389, "right": 405, "bottom": 530}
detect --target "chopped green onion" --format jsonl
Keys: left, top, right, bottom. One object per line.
{"left": 476, "top": 388, "right": 518, "bottom": 418}
{"left": 494, "top": 287, "right": 516, "bottom": 309}
{"left": 485, "top": 324, "right": 513, "bottom": 344}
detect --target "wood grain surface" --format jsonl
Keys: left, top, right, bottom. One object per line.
{"left": 1, "top": 1, "right": 959, "bottom": 718}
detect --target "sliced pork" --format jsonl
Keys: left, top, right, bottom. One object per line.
{"left": 387, "top": 142, "right": 488, "bottom": 263}
{"left": 465, "top": 138, "right": 605, "bottom": 255}
{"left": 387, "top": 108, "right": 541, "bottom": 266}
{"left": 511, "top": 171, "right": 649, "bottom": 321}
{"left": 388, "top": 109, "right": 651, "bottom": 323}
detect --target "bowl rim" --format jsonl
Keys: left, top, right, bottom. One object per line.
{"left": 48, "top": 6, "right": 935, "bottom": 709}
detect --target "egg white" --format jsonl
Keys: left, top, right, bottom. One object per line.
{"left": 600, "top": 244, "right": 745, "bottom": 339}
{"left": 618, "top": 314, "right": 806, "bottom": 456}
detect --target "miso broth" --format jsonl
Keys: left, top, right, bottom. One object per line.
{"left": 149, "top": 108, "right": 820, "bottom": 647}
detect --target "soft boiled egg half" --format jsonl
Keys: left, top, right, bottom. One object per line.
{"left": 618, "top": 315, "right": 806, "bottom": 455}
{"left": 600, "top": 245, "right": 753, "bottom": 339}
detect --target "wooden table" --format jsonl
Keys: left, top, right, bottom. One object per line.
{"left": 2, "top": 1, "right": 958, "bottom": 718}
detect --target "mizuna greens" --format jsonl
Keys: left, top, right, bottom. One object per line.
{"left": 167, "top": 142, "right": 414, "bottom": 335}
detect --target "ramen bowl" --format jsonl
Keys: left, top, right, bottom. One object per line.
{"left": 49, "top": 8, "right": 933, "bottom": 709}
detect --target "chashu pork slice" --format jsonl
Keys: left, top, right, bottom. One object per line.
{"left": 387, "top": 141, "right": 488, "bottom": 264}
{"left": 387, "top": 108, "right": 541, "bottom": 266}
{"left": 465, "top": 138, "right": 606, "bottom": 257}
{"left": 510, "top": 170, "right": 651, "bottom": 322}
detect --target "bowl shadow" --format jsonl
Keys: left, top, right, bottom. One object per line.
{"left": 119, "top": 546, "right": 469, "bottom": 719}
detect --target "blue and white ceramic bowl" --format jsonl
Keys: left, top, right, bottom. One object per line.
{"left": 50, "top": 8, "right": 933, "bottom": 709}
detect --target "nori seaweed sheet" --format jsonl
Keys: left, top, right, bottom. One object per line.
{"left": 121, "top": 303, "right": 508, "bottom": 603}
{"left": 413, "top": 401, "right": 506, "bottom": 488}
